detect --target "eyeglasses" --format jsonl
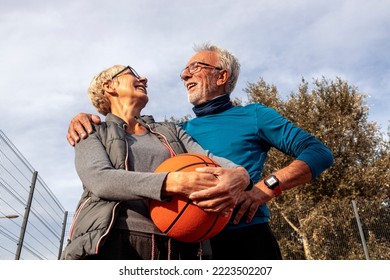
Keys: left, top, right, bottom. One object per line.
{"left": 112, "top": 66, "right": 141, "bottom": 80}
{"left": 180, "top": 61, "right": 222, "bottom": 79}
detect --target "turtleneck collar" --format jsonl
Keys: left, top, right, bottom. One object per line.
{"left": 192, "top": 94, "right": 233, "bottom": 117}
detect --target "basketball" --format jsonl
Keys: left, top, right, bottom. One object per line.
{"left": 150, "top": 153, "right": 232, "bottom": 243}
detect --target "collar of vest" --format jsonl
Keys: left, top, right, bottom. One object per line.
{"left": 134, "top": 115, "right": 156, "bottom": 127}
{"left": 105, "top": 113, "right": 156, "bottom": 130}
{"left": 105, "top": 113, "right": 127, "bottom": 129}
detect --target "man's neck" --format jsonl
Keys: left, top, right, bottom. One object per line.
{"left": 192, "top": 94, "right": 232, "bottom": 117}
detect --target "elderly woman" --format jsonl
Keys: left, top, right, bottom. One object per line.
{"left": 61, "top": 65, "right": 249, "bottom": 260}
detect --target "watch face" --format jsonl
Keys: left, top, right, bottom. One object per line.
{"left": 265, "top": 175, "right": 281, "bottom": 196}
{"left": 266, "top": 176, "right": 278, "bottom": 186}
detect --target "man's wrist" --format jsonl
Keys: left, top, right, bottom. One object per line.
{"left": 245, "top": 179, "right": 254, "bottom": 191}
{"left": 264, "top": 174, "right": 282, "bottom": 197}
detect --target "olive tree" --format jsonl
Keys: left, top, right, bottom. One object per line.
{"left": 244, "top": 77, "right": 389, "bottom": 259}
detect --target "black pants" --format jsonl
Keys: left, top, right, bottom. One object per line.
{"left": 210, "top": 223, "right": 282, "bottom": 260}
{"left": 85, "top": 229, "right": 200, "bottom": 260}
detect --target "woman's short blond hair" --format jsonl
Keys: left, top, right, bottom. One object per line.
{"left": 87, "top": 65, "right": 125, "bottom": 116}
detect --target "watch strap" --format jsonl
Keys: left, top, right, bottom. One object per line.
{"left": 273, "top": 186, "right": 282, "bottom": 197}
{"left": 245, "top": 179, "right": 254, "bottom": 191}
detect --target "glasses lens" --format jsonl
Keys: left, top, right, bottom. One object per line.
{"left": 112, "top": 66, "right": 140, "bottom": 79}
{"left": 188, "top": 62, "right": 200, "bottom": 74}
{"left": 180, "top": 62, "right": 220, "bottom": 80}
{"left": 129, "top": 66, "right": 140, "bottom": 79}
{"left": 180, "top": 66, "right": 189, "bottom": 79}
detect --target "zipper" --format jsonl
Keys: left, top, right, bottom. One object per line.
{"left": 95, "top": 201, "right": 121, "bottom": 254}
{"left": 68, "top": 196, "right": 91, "bottom": 240}
{"left": 146, "top": 123, "right": 177, "bottom": 157}
{"left": 123, "top": 123, "right": 130, "bottom": 171}
{"left": 134, "top": 116, "right": 177, "bottom": 157}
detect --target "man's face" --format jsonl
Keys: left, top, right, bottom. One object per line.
{"left": 181, "top": 51, "right": 221, "bottom": 106}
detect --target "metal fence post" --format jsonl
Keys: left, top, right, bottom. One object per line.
{"left": 57, "top": 211, "right": 68, "bottom": 259}
{"left": 15, "top": 171, "right": 38, "bottom": 260}
{"left": 352, "top": 200, "right": 370, "bottom": 260}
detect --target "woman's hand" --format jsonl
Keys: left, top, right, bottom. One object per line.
{"left": 163, "top": 171, "right": 219, "bottom": 197}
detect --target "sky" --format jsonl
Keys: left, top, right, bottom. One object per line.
{"left": 1, "top": 0, "right": 389, "bottom": 212}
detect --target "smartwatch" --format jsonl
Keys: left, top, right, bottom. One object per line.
{"left": 264, "top": 175, "right": 282, "bottom": 197}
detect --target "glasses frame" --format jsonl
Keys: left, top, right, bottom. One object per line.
{"left": 112, "top": 66, "right": 141, "bottom": 80}
{"left": 180, "top": 61, "right": 222, "bottom": 79}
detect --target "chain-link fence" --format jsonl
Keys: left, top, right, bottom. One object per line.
{"left": 0, "top": 130, "right": 67, "bottom": 260}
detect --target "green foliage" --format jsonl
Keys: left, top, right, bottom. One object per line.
{"left": 245, "top": 76, "right": 389, "bottom": 259}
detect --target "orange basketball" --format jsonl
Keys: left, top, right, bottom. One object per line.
{"left": 150, "top": 153, "right": 232, "bottom": 242}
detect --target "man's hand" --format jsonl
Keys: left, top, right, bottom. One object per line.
{"left": 189, "top": 166, "right": 249, "bottom": 214}
{"left": 67, "top": 113, "right": 101, "bottom": 146}
{"left": 232, "top": 187, "right": 270, "bottom": 224}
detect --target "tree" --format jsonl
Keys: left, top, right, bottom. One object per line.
{"left": 244, "top": 76, "right": 390, "bottom": 259}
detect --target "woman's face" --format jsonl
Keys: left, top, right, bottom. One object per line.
{"left": 112, "top": 67, "right": 149, "bottom": 108}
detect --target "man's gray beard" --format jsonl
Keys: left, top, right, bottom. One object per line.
{"left": 188, "top": 92, "right": 201, "bottom": 106}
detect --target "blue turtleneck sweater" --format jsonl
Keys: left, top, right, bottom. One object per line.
{"left": 181, "top": 95, "right": 334, "bottom": 230}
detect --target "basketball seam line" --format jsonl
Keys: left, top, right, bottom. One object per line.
{"left": 163, "top": 200, "right": 192, "bottom": 234}
{"left": 194, "top": 214, "right": 221, "bottom": 242}
{"left": 175, "top": 162, "right": 218, "bottom": 171}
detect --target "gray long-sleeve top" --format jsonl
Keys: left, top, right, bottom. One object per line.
{"left": 74, "top": 124, "right": 238, "bottom": 235}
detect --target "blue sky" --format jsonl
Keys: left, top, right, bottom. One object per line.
{"left": 1, "top": 0, "right": 389, "bottom": 211}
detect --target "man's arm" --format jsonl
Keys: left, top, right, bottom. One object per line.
{"left": 233, "top": 159, "right": 312, "bottom": 224}
{"left": 67, "top": 113, "right": 101, "bottom": 146}
{"left": 230, "top": 106, "right": 334, "bottom": 224}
